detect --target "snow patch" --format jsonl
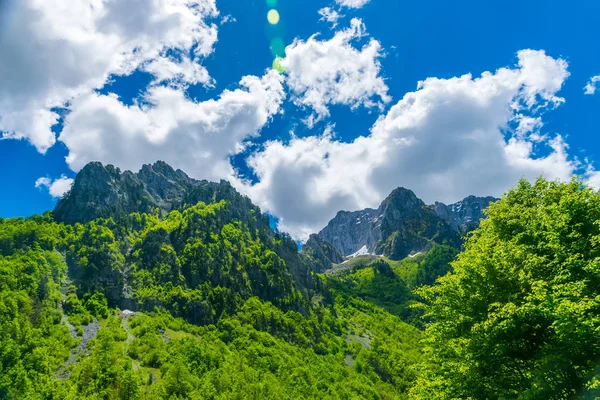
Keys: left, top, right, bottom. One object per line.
{"left": 349, "top": 245, "right": 371, "bottom": 258}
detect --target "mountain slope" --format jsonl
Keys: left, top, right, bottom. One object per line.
{"left": 53, "top": 162, "right": 317, "bottom": 309}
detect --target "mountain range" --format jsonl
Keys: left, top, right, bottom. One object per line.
{"left": 0, "top": 158, "right": 533, "bottom": 400}
{"left": 53, "top": 161, "right": 496, "bottom": 263}
{"left": 54, "top": 161, "right": 496, "bottom": 272}
{"left": 311, "top": 187, "right": 496, "bottom": 267}
{"left": 4, "top": 160, "right": 598, "bottom": 399}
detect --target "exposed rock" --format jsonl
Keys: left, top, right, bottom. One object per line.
{"left": 318, "top": 208, "right": 382, "bottom": 257}
{"left": 434, "top": 195, "right": 497, "bottom": 235}
{"left": 301, "top": 234, "right": 345, "bottom": 272}
{"left": 53, "top": 161, "right": 266, "bottom": 226}
{"left": 317, "top": 188, "right": 490, "bottom": 262}
{"left": 374, "top": 188, "right": 460, "bottom": 260}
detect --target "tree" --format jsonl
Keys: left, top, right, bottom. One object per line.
{"left": 412, "top": 178, "right": 600, "bottom": 399}
{"left": 414, "top": 245, "right": 459, "bottom": 287}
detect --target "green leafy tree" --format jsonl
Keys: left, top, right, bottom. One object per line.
{"left": 412, "top": 178, "right": 600, "bottom": 399}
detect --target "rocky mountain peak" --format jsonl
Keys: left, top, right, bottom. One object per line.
{"left": 379, "top": 187, "right": 422, "bottom": 211}
{"left": 316, "top": 187, "right": 494, "bottom": 263}
{"left": 318, "top": 208, "right": 381, "bottom": 257}
{"left": 434, "top": 195, "right": 497, "bottom": 235}
{"left": 302, "top": 234, "right": 345, "bottom": 272}
{"left": 54, "top": 161, "right": 224, "bottom": 224}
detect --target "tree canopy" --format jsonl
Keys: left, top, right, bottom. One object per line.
{"left": 412, "top": 178, "right": 600, "bottom": 399}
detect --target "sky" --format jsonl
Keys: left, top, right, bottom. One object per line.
{"left": 1, "top": 0, "right": 600, "bottom": 240}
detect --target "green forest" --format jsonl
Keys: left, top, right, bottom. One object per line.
{"left": 2, "top": 177, "right": 600, "bottom": 399}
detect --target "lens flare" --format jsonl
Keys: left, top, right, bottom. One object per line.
{"left": 266, "top": 0, "right": 278, "bottom": 7}
{"left": 273, "top": 57, "right": 285, "bottom": 74}
{"left": 267, "top": 9, "right": 280, "bottom": 25}
{"left": 270, "top": 37, "right": 285, "bottom": 58}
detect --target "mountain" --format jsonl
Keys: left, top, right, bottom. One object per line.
{"left": 1, "top": 160, "right": 429, "bottom": 398}
{"left": 5, "top": 161, "right": 594, "bottom": 399}
{"left": 317, "top": 188, "right": 494, "bottom": 261}
{"left": 54, "top": 161, "right": 317, "bottom": 307}
{"left": 53, "top": 161, "right": 262, "bottom": 226}
{"left": 434, "top": 195, "right": 498, "bottom": 235}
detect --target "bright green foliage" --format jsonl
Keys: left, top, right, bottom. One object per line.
{"left": 328, "top": 260, "right": 413, "bottom": 318}
{"left": 336, "top": 295, "right": 424, "bottom": 397}
{"left": 129, "top": 201, "right": 303, "bottom": 324}
{"left": 412, "top": 178, "right": 600, "bottom": 399}
{"left": 0, "top": 216, "right": 75, "bottom": 399}
{"left": 414, "top": 245, "right": 458, "bottom": 287}
{"left": 12, "top": 175, "right": 600, "bottom": 399}
{"left": 0, "top": 197, "right": 426, "bottom": 398}
{"left": 58, "top": 317, "right": 142, "bottom": 399}
{"left": 67, "top": 221, "right": 125, "bottom": 305}
{"left": 64, "top": 287, "right": 94, "bottom": 326}
{"left": 117, "top": 297, "right": 422, "bottom": 399}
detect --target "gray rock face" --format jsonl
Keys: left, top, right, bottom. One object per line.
{"left": 53, "top": 160, "right": 251, "bottom": 225}
{"left": 316, "top": 189, "right": 494, "bottom": 261}
{"left": 434, "top": 195, "right": 497, "bottom": 235}
{"left": 318, "top": 208, "right": 382, "bottom": 256}
{"left": 374, "top": 188, "right": 461, "bottom": 260}
{"left": 54, "top": 161, "right": 192, "bottom": 224}
{"left": 302, "top": 233, "right": 346, "bottom": 271}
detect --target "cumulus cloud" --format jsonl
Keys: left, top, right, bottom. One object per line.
{"left": 0, "top": 0, "right": 218, "bottom": 152}
{"left": 281, "top": 18, "right": 390, "bottom": 127}
{"left": 143, "top": 55, "right": 214, "bottom": 88}
{"left": 336, "top": 0, "right": 370, "bottom": 9}
{"left": 584, "top": 75, "right": 600, "bottom": 95}
{"left": 318, "top": 7, "right": 341, "bottom": 28}
{"left": 245, "top": 50, "right": 580, "bottom": 240}
{"left": 35, "top": 176, "right": 74, "bottom": 198}
{"left": 59, "top": 70, "right": 285, "bottom": 182}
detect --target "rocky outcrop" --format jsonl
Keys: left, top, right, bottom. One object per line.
{"left": 53, "top": 161, "right": 263, "bottom": 226}
{"left": 374, "top": 188, "right": 461, "bottom": 260}
{"left": 318, "top": 208, "right": 382, "bottom": 257}
{"left": 434, "top": 195, "right": 497, "bottom": 235}
{"left": 54, "top": 161, "right": 188, "bottom": 224}
{"left": 301, "top": 234, "right": 345, "bottom": 272}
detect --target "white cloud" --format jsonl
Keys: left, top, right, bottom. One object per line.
{"left": 281, "top": 18, "right": 390, "bottom": 127}
{"left": 143, "top": 55, "right": 213, "bottom": 88}
{"left": 35, "top": 176, "right": 74, "bottom": 198}
{"left": 584, "top": 75, "right": 600, "bottom": 95}
{"left": 220, "top": 15, "right": 237, "bottom": 25}
{"left": 245, "top": 49, "right": 581, "bottom": 240}
{"left": 59, "top": 70, "right": 285, "bottom": 182}
{"left": 0, "top": 0, "right": 218, "bottom": 152}
{"left": 336, "top": 0, "right": 370, "bottom": 9}
{"left": 318, "top": 7, "right": 341, "bottom": 28}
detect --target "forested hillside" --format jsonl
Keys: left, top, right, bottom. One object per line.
{"left": 2, "top": 162, "right": 600, "bottom": 399}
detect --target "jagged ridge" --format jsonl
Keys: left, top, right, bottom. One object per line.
{"left": 316, "top": 188, "right": 496, "bottom": 263}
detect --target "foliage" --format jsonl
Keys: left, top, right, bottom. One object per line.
{"left": 412, "top": 178, "right": 600, "bottom": 399}
{"left": 328, "top": 260, "right": 414, "bottom": 319}
{"left": 0, "top": 198, "right": 424, "bottom": 398}
{"left": 0, "top": 216, "right": 75, "bottom": 399}
{"left": 414, "top": 245, "right": 459, "bottom": 287}
{"left": 6, "top": 174, "right": 600, "bottom": 399}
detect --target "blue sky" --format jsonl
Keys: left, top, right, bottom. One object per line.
{"left": 1, "top": 0, "right": 600, "bottom": 238}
